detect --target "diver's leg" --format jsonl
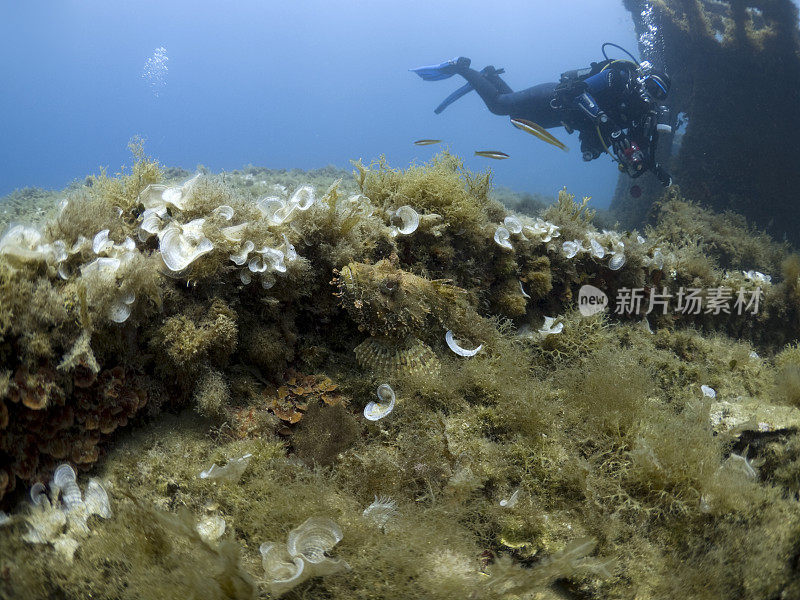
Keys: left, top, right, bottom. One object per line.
{"left": 483, "top": 67, "right": 513, "bottom": 94}
{"left": 455, "top": 65, "right": 516, "bottom": 116}
{"left": 506, "top": 83, "right": 563, "bottom": 128}
{"left": 455, "top": 63, "right": 560, "bottom": 125}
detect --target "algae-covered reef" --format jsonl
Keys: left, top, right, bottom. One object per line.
{"left": 615, "top": 0, "right": 800, "bottom": 243}
{"left": 0, "top": 188, "right": 64, "bottom": 231}
{"left": 1, "top": 146, "right": 800, "bottom": 599}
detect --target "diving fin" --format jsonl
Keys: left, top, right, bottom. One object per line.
{"left": 433, "top": 66, "right": 504, "bottom": 114}
{"left": 409, "top": 57, "right": 469, "bottom": 81}
{"left": 434, "top": 82, "right": 474, "bottom": 114}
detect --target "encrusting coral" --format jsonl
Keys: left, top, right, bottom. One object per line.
{"left": 0, "top": 147, "right": 799, "bottom": 600}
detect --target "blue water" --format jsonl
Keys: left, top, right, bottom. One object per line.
{"left": 0, "top": 1, "right": 645, "bottom": 209}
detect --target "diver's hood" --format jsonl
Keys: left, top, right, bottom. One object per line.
{"left": 645, "top": 72, "right": 671, "bottom": 99}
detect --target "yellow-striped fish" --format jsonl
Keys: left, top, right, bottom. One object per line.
{"left": 510, "top": 117, "right": 569, "bottom": 152}
{"left": 414, "top": 139, "right": 442, "bottom": 146}
{"left": 474, "top": 150, "right": 510, "bottom": 160}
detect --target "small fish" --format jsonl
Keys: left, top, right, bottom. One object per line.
{"left": 510, "top": 117, "right": 569, "bottom": 152}
{"left": 474, "top": 150, "right": 510, "bottom": 160}
{"left": 414, "top": 139, "right": 442, "bottom": 146}
{"left": 630, "top": 184, "right": 642, "bottom": 198}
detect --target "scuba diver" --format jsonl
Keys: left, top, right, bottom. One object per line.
{"left": 411, "top": 43, "right": 673, "bottom": 187}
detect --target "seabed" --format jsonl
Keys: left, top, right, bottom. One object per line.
{"left": 0, "top": 146, "right": 799, "bottom": 599}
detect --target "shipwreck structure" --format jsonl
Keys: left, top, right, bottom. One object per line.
{"left": 612, "top": 0, "right": 800, "bottom": 243}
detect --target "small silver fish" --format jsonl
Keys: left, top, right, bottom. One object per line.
{"left": 474, "top": 150, "right": 510, "bottom": 160}
{"left": 510, "top": 117, "right": 569, "bottom": 152}
{"left": 414, "top": 139, "right": 442, "bottom": 146}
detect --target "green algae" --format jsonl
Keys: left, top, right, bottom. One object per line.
{"left": 0, "top": 148, "right": 799, "bottom": 599}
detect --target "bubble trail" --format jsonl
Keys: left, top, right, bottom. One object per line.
{"left": 639, "top": 3, "right": 664, "bottom": 65}
{"left": 142, "top": 46, "right": 168, "bottom": 97}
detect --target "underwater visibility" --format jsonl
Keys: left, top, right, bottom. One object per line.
{"left": 3, "top": 1, "right": 800, "bottom": 599}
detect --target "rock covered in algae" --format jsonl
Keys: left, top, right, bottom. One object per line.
{"left": 710, "top": 398, "right": 800, "bottom": 438}
{"left": 1, "top": 363, "right": 147, "bottom": 500}
{"left": 619, "top": 0, "right": 800, "bottom": 244}
{"left": 292, "top": 402, "right": 360, "bottom": 467}
{"left": 6, "top": 146, "right": 800, "bottom": 600}
{"left": 334, "top": 257, "right": 490, "bottom": 343}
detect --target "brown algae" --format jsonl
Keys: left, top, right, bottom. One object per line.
{"left": 0, "top": 149, "right": 798, "bottom": 599}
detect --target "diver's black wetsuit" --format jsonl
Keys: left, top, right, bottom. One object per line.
{"left": 441, "top": 58, "right": 673, "bottom": 186}
{"left": 456, "top": 66, "right": 562, "bottom": 128}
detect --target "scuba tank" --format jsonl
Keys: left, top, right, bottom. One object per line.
{"left": 559, "top": 66, "right": 595, "bottom": 85}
